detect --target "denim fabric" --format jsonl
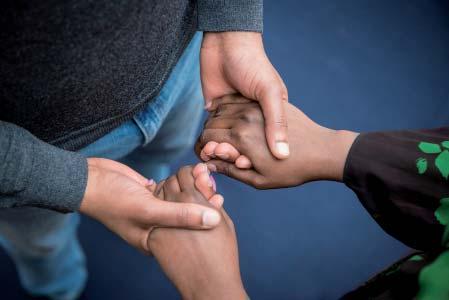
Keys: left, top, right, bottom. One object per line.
{"left": 0, "top": 32, "right": 203, "bottom": 300}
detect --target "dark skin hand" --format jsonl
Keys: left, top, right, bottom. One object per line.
{"left": 147, "top": 164, "right": 247, "bottom": 300}
{"left": 195, "top": 94, "right": 358, "bottom": 189}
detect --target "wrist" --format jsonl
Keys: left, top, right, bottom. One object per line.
{"left": 318, "top": 129, "right": 358, "bottom": 182}
{"left": 202, "top": 31, "right": 262, "bottom": 50}
{"left": 182, "top": 280, "right": 247, "bottom": 300}
{"left": 79, "top": 159, "right": 101, "bottom": 217}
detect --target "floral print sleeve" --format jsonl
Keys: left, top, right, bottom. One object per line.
{"left": 341, "top": 127, "right": 449, "bottom": 300}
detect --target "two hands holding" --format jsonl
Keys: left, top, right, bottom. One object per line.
{"left": 76, "top": 32, "right": 359, "bottom": 299}
{"left": 80, "top": 158, "right": 245, "bottom": 300}
{"left": 78, "top": 94, "right": 359, "bottom": 300}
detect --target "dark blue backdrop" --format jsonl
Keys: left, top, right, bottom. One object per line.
{"left": 2, "top": 1, "right": 448, "bottom": 299}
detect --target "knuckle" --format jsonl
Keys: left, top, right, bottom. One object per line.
{"left": 166, "top": 175, "right": 176, "bottom": 185}
{"left": 221, "top": 163, "right": 232, "bottom": 177}
{"left": 198, "top": 131, "right": 210, "bottom": 147}
{"left": 252, "top": 176, "right": 267, "bottom": 189}
{"left": 273, "top": 115, "right": 288, "bottom": 129}
{"left": 227, "top": 218, "right": 235, "bottom": 230}
{"left": 179, "top": 165, "right": 191, "bottom": 174}
{"left": 231, "top": 127, "right": 251, "bottom": 142}
{"left": 177, "top": 206, "right": 192, "bottom": 226}
{"left": 185, "top": 194, "right": 197, "bottom": 203}
{"left": 239, "top": 107, "right": 263, "bottom": 124}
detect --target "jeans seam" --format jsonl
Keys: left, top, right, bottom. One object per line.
{"left": 132, "top": 116, "right": 151, "bottom": 145}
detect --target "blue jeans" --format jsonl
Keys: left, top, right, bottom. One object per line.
{"left": 0, "top": 32, "right": 203, "bottom": 300}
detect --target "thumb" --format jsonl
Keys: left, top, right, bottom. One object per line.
{"left": 257, "top": 81, "right": 290, "bottom": 160}
{"left": 148, "top": 200, "right": 221, "bottom": 229}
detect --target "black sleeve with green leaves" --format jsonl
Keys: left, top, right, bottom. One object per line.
{"left": 342, "top": 127, "right": 449, "bottom": 300}
{"left": 343, "top": 128, "right": 449, "bottom": 250}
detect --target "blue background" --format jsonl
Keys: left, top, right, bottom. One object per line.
{"left": 1, "top": 1, "right": 449, "bottom": 299}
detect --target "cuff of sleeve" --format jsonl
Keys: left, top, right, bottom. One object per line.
{"left": 197, "top": 0, "right": 263, "bottom": 32}
{"left": 342, "top": 133, "right": 367, "bottom": 192}
{"left": 342, "top": 130, "right": 447, "bottom": 250}
{"left": 27, "top": 138, "right": 88, "bottom": 212}
{"left": 0, "top": 123, "right": 88, "bottom": 213}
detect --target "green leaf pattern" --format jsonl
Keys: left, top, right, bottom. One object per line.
{"left": 435, "top": 150, "right": 449, "bottom": 180}
{"left": 418, "top": 142, "right": 442, "bottom": 154}
{"left": 416, "top": 158, "right": 428, "bottom": 174}
{"left": 417, "top": 141, "right": 449, "bottom": 179}
{"left": 417, "top": 251, "right": 449, "bottom": 300}
{"left": 416, "top": 142, "right": 449, "bottom": 299}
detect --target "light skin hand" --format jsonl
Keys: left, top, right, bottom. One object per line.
{"left": 148, "top": 165, "right": 247, "bottom": 300}
{"left": 79, "top": 158, "right": 221, "bottom": 254}
{"left": 195, "top": 95, "right": 358, "bottom": 189}
{"left": 201, "top": 31, "right": 290, "bottom": 160}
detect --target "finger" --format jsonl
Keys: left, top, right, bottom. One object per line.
{"left": 155, "top": 180, "right": 165, "bottom": 199}
{"left": 176, "top": 165, "right": 195, "bottom": 192}
{"left": 206, "top": 159, "right": 267, "bottom": 189}
{"left": 258, "top": 84, "right": 290, "bottom": 159}
{"left": 192, "top": 163, "right": 210, "bottom": 178}
{"left": 163, "top": 175, "right": 181, "bottom": 200}
{"left": 209, "top": 194, "right": 224, "bottom": 209}
{"left": 278, "top": 76, "right": 289, "bottom": 103}
{"left": 146, "top": 179, "right": 157, "bottom": 193}
{"left": 235, "top": 155, "right": 252, "bottom": 169}
{"left": 194, "top": 172, "right": 216, "bottom": 200}
{"left": 214, "top": 142, "right": 241, "bottom": 162}
{"left": 200, "top": 141, "right": 219, "bottom": 162}
{"left": 198, "top": 129, "right": 232, "bottom": 149}
{"left": 208, "top": 94, "right": 253, "bottom": 112}
{"left": 221, "top": 207, "right": 233, "bottom": 225}
{"left": 148, "top": 200, "right": 221, "bottom": 229}
{"left": 203, "top": 117, "right": 236, "bottom": 130}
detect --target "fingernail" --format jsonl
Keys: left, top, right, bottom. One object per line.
{"left": 276, "top": 142, "right": 290, "bottom": 157}
{"left": 209, "top": 175, "right": 217, "bottom": 192}
{"left": 202, "top": 210, "right": 220, "bottom": 227}
{"left": 202, "top": 163, "right": 210, "bottom": 175}
{"left": 207, "top": 164, "right": 217, "bottom": 172}
{"left": 204, "top": 101, "right": 212, "bottom": 110}
{"left": 147, "top": 179, "right": 155, "bottom": 186}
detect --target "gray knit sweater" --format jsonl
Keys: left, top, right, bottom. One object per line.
{"left": 0, "top": 0, "right": 263, "bottom": 213}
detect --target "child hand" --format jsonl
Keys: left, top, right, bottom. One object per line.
{"left": 148, "top": 164, "right": 247, "bottom": 300}
{"left": 196, "top": 94, "right": 357, "bottom": 189}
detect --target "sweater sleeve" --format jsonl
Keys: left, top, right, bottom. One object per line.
{"left": 197, "top": 0, "right": 263, "bottom": 32}
{"left": 0, "top": 121, "right": 88, "bottom": 213}
{"left": 343, "top": 127, "right": 449, "bottom": 250}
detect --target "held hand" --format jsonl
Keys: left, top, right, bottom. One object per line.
{"left": 201, "top": 32, "right": 290, "bottom": 159}
{"left": 79, "top": 158, "right": 221, "bottom": 254}
{"left": 149, "top": 164, "right": 247, "bottom": 300}
{"left": 195, "top": 95, "right": 358, "bottom": 189}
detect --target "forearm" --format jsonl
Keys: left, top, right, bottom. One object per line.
{"left": 0, "top": 121, "right": 87, "bottom": 212}
{"left": 310, "top": 128, "right": 358, "bottom": 182}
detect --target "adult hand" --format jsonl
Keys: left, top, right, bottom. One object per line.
{"left": 79, "top": 158, "right": 221, "bottom": 254}
{"left": 196, "top": 95, "right": 358, "bottom": 189}
{"left": 201, "top": 31, "right": 290, "bottom": 159}
{"left": 149, "top": 164, "right": 247, "bottom": 300}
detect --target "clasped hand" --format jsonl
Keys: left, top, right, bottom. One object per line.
{"left": 196, "top": 94, "right": 358, "bottom": 188}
